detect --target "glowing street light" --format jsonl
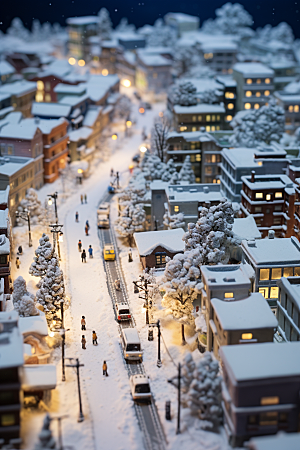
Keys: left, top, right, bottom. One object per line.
{"left": 139, "top": 145, "right": 147, "bottom": 153}
{"left": 112, "top": 134, "right": 118, "bottom": 140}
{"left": 102, "top": 69, "right": 109, "bottom": 76}
{"left": 139, "top": 107, "right": 145, "bottom": 114}
{"left": 126, "top": 120, "right": 132, "bottom": 128}
{"left": 77, "top": 168, "right": 83, "bottom": 174}
{"left": 121, "top": 79, "right": 131, "bottom": 87}
{"left": 68, "top": 57, "right": 76, "bottom": 66}
{"left": 78, "top": 59, "right": 85, "bottom": 67}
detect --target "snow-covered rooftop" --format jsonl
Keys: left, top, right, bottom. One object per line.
{"left": 167, "top": 130, "right": 215, "bottom": 143}
{"left": 0, "top": 319, "right": 24, "bottom": 369}
{"left": 0, "top": 80, "right": 36, "bottom": 97}
{"left": 138, "top": 53, "right": 172, "bottom": 67}
{"left": 23, "top": 117, "right": 67, "bottom": 135}
{"left": 180, "top": 77, "right": 222, "bottom": 94}
{"left": 66, "top": 16, "right": 99, "bottom": 25}
{"left": 59, "top": 93, "right": 89, "bottom": 107}
{"left": 165, "top": 12, "right": 200, "bottom": 23}
{"left": 279, "top": 277, "right": 300, "bottom": 310}
{"left": 167, "top": 184, "right": 223, "bottom": 203}
{"left": 211, "top": 293, "right": 277, "bottom": 331}
{"left": 242, "top": 236, "right": 300, "bottom": 265}
{"left": 202, "top": 41, "right": 237, "bottom": 51}
{"left": 0, "top": 234, "right": 10, "bottom": 254}
{"left": 0, "top": 60, "right": 16, "bottom": 76}
{"left": 275, "top": 92, "right": 300, "bottom": 102}
{"left": 19, "top": 311, "right": 48, "bottom": 336}
{"left": 32, "top": 102, "right": 71, "bottom": 118}
{"left": 242, "top": 173, "right": 294, "bottom": 190}
{"left": 247, "top": 432, "right": 300, "bottom": 450}
{"left": 220, "top": 341, "right": 300, "bottom": 382}
{"left": 232, "top": 216, "right": 261, "bottom": 241}
{"left": 216, "top": 76, "right": 237, "bottom": 88}
{"left": 21, "top": 364, "right": 57, "bottom": 391}
{"left": 174, "top": 104, "right": 225, "bottom": 114}
{"left": 68, "top": 126, "right": 93, "bottom": 142}
{"left": 0, "top": 158, "right": 32, "bottom": 177}
{"left": 222, "top": 146, "right": 286, "bottom": 169}
{"left": 233, "top": 63, "right": 274, "bottom": 77}
{"left": 134, "top": 228, "right": 185, "bottom": 256}
{"left": 201, "top": 264, "right": 251, "bottom": 287}
{"left": 0, "top": 121, "right": 40, "bottom": 140}
{"left": 54, "top": 83, "right": 86, "bottom": 95}
{"left": 83, "top": 106, "right": 102, "bottom": 128}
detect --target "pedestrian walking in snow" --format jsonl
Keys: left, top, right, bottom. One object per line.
{"left": 81, "top": 249, "right": 87, "bottom": 263}
{"left": 92, "top": 331, "right": 98, "bottom": 345}
{"left": 86, "top": 220, "right": 90, "bottom": 230}
{"left": 78, "top": 240, "right": 82, "bottom": 252}
{"left": 75, "top": 211, "right": 79, "bottom": 222}
{"left": 81, "top": 316, "right": 86, "bottom": 330}
{"left": 80, "top": 194, "right": 83, "bottom": 204}
{"left": 16, "top": 257, "right": 21, "bottom": 269}
{"left": 103, "top": 360, "right": 108, "bottom": 376}
{"left": 110, "top": 168, "right": 114, "bottom": 177}
{"left": 81, "top": 335, "right": 86, "bottom": 350}
{"left": 88, "top": 245, "right": 93, "bottom": 258}
{"left": 17, "top": 245, "right": 23, "bottom": 255}
{"left": 128, "top": 248, "right": 133, "bottom": 263}
{"left": 85, "top": 225, "right": 89, "bottom": 236}
{"left": 116, "top": 171, "right": 119, "bottom": 188}
{"left": 84, "top": 194, "right": 87, "bottom": 204}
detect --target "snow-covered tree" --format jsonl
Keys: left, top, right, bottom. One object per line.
{"left": 7, "top": 18, "right": 30, "bottom": 40}
{"left": 169, "top": 171, "right": 180, "bottom": 185}
{"left": 41, "top": 22, "right": 52, "bottom": 40}
{"left": 163, "top": 211, "right": 185, "bottom": 230}
{"left": 161, "top": 158, "right": 176, "bottom": 182}
{"left": 173, "top": 43, "right": 203, "bottom": 78}
{"left": 162, "top": 250, "right": 202, "bottom": 344}
{"left": 181, "top": 352, "right": 223, "bottom": 430}
{"left": 34, "top": 414, "right": 57, "bottom": 450}
{"left": 230, "top": 98, "right": 285, "bottom": 147}
{"left": 116, "top": 17, "right": 135, "bottom": 33}
{"left": 147, "top": 19, "right": 177, "bottom": 47}
{"left": 18, "top": 188, "right": 46, "bottom": 225}
{"left": 114, "top": 95, "right": 131, "bottom": 119}
{"left": 13, "top": 276, "right": 39, "bottom": 317}
{"left": 31, "top": 20, "right": 43, "bottom": 41}
{"left": 257, "top": 22, "right": 294, "bottom": 44}
{"left": 179, "top": 156, "right": 196, "bottom": 184}
{"left": 183, "top": 199, "right": 235, "bottom": 264}
{"left": 36, "top": 255, "right": 65, "bottom": 313}
{"left": 198, "top": 89, "right": 221, "bottom": 105}
{"left": 151, "top": 116, "right": 170, "bottom": 162}
{"left": 168, "top": 81, "right": 197, "bottom": 107}
{"left": 115, "top": 204, "right": 146, "bottom": 246}
{"left": 202, "top": 2, "right": 253, "bottom": 36}
{"left": 98, "top": 8, "right": 112, "bottom": 40}
{"left": 29, "top": 234, "right": 54, "bottom": 285}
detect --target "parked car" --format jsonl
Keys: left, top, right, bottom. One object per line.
{"left": 103, "top": 244, "right": 115, "bottom": 261}
{"left": 97, "top": 202, "right": 110, "bottom": 217}
{"left": 116, "top": 302, "right": 131, "bottom": 321}
{"left": 108, "top": 184, "right": 115, "bottom": 194}
{"left": 129, "top": 374, "right": 152, "bottom": 401}
{"left": 97, "top": 214, "right": 109, "bottom": 228}
{"left": 120, "top": 328, "right": 142, "bottom": 361}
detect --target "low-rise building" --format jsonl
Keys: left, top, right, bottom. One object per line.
{"left": 269, "top": 61, "right": 297, "bottom": 91}
{"left": 0, "top": 234, "right": 11, "bottom": 295}
{"left": 241, "top": 172, "right": 295, "bottom": 238}
{"left": 164, "top": 13, "right": 199, "bottom": 37}
{"left": 233, "top": 63, "right": 274, "bottom": 112}
{"left": 274, "top": 91, "right": 300, "bottom": 134}
{"left": 241, "top": 235, "right": 300, "bottom": 310}
{"left": 0, "top": 80, "right": 37, "bottom": 117}
{"left": 277, "top": 276, "right": 300, "bottom": 342}
{"left": 0, "top": 61, "right": 16, "bottom": 85}
{"left": 220, "top": 342, "right": 300, "bottom": 447}
{"left": 172, "top": 103, "right": 225, "bottom": 133}
{"left": 136, "top": 50, "right": 172, "bottom": 99}
{"left": 201, "top": 40, "right": 238, "bottom": 75}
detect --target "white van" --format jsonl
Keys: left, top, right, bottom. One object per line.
{"left": 120, "top": 328, "right": 143, "bottom": 361}
{"left": 129, "top": 374, "right": 151, "bottom": 401}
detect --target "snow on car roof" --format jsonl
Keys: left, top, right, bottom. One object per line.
{"left": 123, "top": 328, "right": 139, "bottom": 342}
{"left": 211, "top": 293, "right": 277, "bottom": 331}
{"left": 242, "top": 236, "right": 300, "bottom": 265}
{"left": 220, "top": 342, "right": 300, "bottom": 382}
{"left": 134, "top": 228, "right": 185, "bottom": 256}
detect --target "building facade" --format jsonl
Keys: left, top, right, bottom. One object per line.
{"left": 277, "top": 276, "right": 300, "bottom": 342}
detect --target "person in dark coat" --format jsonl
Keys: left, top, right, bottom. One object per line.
{"left": 17, "top": 245, "right": 23, "bottom": 255}
{"left": 103, "top": 360, "right": 108, "bottom": 376}
{"left": 110, "top": 168, "right": 114, "bottom": 177}
{"left": 78, "top": 240, "right": 82, "bottom": 252}
{"left": 81, "top": 249, "right": 87, "bottom": 262}
{"left": 81, "top": 316, "right": 86, "bottom": 330}
{"left": 82, "top": 335, "right": 86, "bottom": 349}
{"left": 92, "top": 331, "right": 98, "bottom": 345}
{"left": 75, "top": 211, "right": 79, "bottom": 222}
{"left": 16, "top": 257, "right": 21, "bottom": 269}
{"left": 85, "top": 225, "right": 89, "bottom": 236}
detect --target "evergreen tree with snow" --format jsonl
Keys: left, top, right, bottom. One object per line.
{"left": 168, "top": 81, "right": 197, "bottom": 107}
{"left": 257, "top": 22, "right": 294, "bottom": 44}
{"left": 7, "top": 18, "right": 30, "bottom": 40}
{"left": 13, "top": 276, "right": 39, "bottom": 317}
{"left": 163, "top": 211, "right": 185, "bottom": 230}
{"left": 98, "top": 8, "right": 112, "bottom": 41}
{"left": 169, "top": 171, "right": 180, "bottom": 185}
{"left": 18, "top": 188, "right": 46, "bottom": 225}
{"left": 31, "top": 20, "right": 43, "bottom": 41}
{"left": 116, "top": 17, "right": 135, "bottom": 33}
{"left": 179, "top": 156, "right": 196, "bottom": 184}
{"left": 147, "top": 19, "right": 177, "bottom": 48}
{"left": 115, "top": 204, "right": 146, "bottom": 246}
{"left": 182, "top": 352, "right": 223, "bottom": 430}
{"left": 161, "top": 159, "right": 176, "bottom": 182}
{"left": 230, "top": 98, "right": 285, "bottom": 148}
{"left": 36, "top": 255, "right": 65, "bottom": 313}
{"left": 183, "top": 199, "right": 236, "bottom": 264}
{"left": 151, "top": 116, "right": 170, "bottom": 163}
{"left": 198, "top": 89, "right": 220, "bottom": 105}
{"left": 173, "top": 42, "right": 203, "bottom": 78}
{"left": 162, "top": 250, "right": 202, "bottom": 344}
{"left": 202, "top": 2, "right": 253, "bottom": 36}
{"left": 114, "top": 95, "right": 131, "bottom": 119}
{"left": 29, "top": 234, "right": 54, "bottom": 285}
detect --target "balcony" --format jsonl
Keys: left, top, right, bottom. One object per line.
{"left": 44, "top": 135, "right": 68, "bottom": 150}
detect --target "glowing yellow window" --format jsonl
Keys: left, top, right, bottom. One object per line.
{"left": 266, "top": 194, "right": 271, "bottom": 200}
{"left": 271, "top": 268, "right": 281, "bottom": 280}
{"left": 254, "top": 103, "right": 260, "bottom": 109}
{"left": 206, "top": 126, "right": 211, "bottom": 131}
{"left": 245, "top": 103, "right": 251, "bottom": 110}
{"left": 265, "top": 78, "right": 271, "bottom": 84}
{"left": 212, "top": 155, "right": 216, "bottom": 163}
{"left": 257, "top": 79, "right": 261, "bottom": 84}
{"left": 45, "top": 94, "right": 51, "bottom": 102}
{"left": 257, "top": 161, "right": 263, "bottom": 166}
{"left": 226, "top": 115, "right": 233, "bottom": 121}
{"left": 1, "top": 414, "right": 15, "bottom": 426}
{"left": 283, "top": 267, "right": 293, "bottom": 277}
{"left": 206, "top": 115, "right": 211, "bottom": 122}
{"left": 174, "top": 206, "right": 179, "bottom": 212}
{"left": 192, "top": 116, "right": 197, "bottom": 122}
{"left": 261, "top": 397, "right": 279, "bottom": 406}
{"left": 198, "top": 115, "right": 202, "bottom": 121}
{"left": 196, "top": 154, "right": 201, "bottom": 162}
{"left": 270, "top": 286, "right": 279, "bottom": 298}
{"left": 192, "top": 127, "right": 197, "bottom": 131}
{"left": 264, "top": 90, "right": 270, "bottom": 96}
{"left": 212, "top": 115, "right": 215, "bottom": 121}
{"left": 241, "top": 333, "right": 253, "bottom": 340}
{"left": 289, "top": 105, "right": 293, "bottom": 112}
{"left": 217, "top": 115, "right": 220, "bottom": 121}
{"left": 180, "top": 126, "right": 187, "bottom": 131}
{"left": 224, "top": 292, "right": 234, "bottom": 299}
{"left": 246, "top": 79, "right": 252, "bottom": 84}
{"left": 246, "top": 91, "right": 252, "bottom": 97}
{"left": 227, "top": 103, "right": 234, "bottom": 110}
{"left": 295, "top": 105, "right": 299, "bottom": 112}
{"left": 259, "top": 287, "right": 269, "bottom": 298}
{"left": 37, "top": 80, "right": 44, "bottom": 91}
{"left": 102, "top": 69, "right": 109, "bottom": 76}
{"left": 211, "top": 126, "right": 215, "bottom": 131}
{"left": 35, "top": 92, "right": 43, "bottom": 102}
{"left": 259, "top": 269, "right": 270, "bottom": 281}
{"left": 255, "top": 192, "right": 263, "bottom": 199}
{"left": 225, "top": 92, "right": 234, "bottom": 98}
{"left": 275, "top": 192, "right": 282, "bottom": 198}
{"left": 295, "top": 267, "right": 300, "bottom": 276}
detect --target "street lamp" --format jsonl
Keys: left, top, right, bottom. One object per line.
{"left": 50, "top": 325, "right": 70, "bottom": 382}
{"left": 65, "top": 358, "right": 85, "bottom": 422}
{"left": 149, "top": 320, "right": 162, "bottom": 368}
{"left": 16, "top": 209, "right": 32, "bottom": 247}
{"left": 47, "top": 192, "right": 58, "bottom": 224}
{"left": 111, "top": 133, "right": 118, "bottom": 141}
{"left": 168, "top": 363, "right": 182, "bottom": 435}
{"left": 49, "top": 223, "right": 63, "bottom": 260}
{"left": 139, "top": 145, "right": 147, "bottom": 153}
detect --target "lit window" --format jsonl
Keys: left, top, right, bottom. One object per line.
{"left": 226, "top": 115, "right": 233, "bottom": 121}
{"left": 78, "top": 59, "right": 85, "bottom": 67}
{"left": 227, "top": 103, "right": 234, "bottom": 110}
{"left": 295, "top": 105, "right": 299, "bottom": 112}
{"left": 212, "top": 115, "right": 215, "bottom": 121}
{"left": 180, "top": 126, "right": 187, "bottom": 132}
{"left": 254, "top": 103, "right": 260, "bottom": 109}
{"left": 283, "top": 267, "right": 293, "bottom": 277}
{"left": 256, "top": 92, "right": 261, "bottom": 97}
{"left": 206, "top": 126, "right": 211, "bottom": 131}
{"left": 204, "top": 52, "right": 213, "bottom": 59}
{"left": 271, "top": 268, "right": 281, "bottom": 280}
{"left": 241, "top": 333, "right": 253, "bottom": 340}
{"left": 174, "top": 206, "right": 179, "bottom": 212}
{"left": 206, "top": 115, "right": 211, "bottom": 122}
{"left": 216, "top": 126, "right": 220, "bottom": 130}
{"left": 265, "top": 78, "right": 271, "bottom": 84}
{"left": 264, "top": 90, "right": 270, "bottom": 96}
{"left": 35, "top": 92, "right": 43, "bottom": 102}
{"left": 270, "top": 286, "right": 279, "bottom": 298}
{"left": 197, "top": 115, "right": 202, "bottom": 121}
{"left": 289, "top": 105, "right": 293, "bottom": 112}
{"left": 10, "top": 198, "right": 14, "bottom": 207}
{"left": 261, "top": 397, "right": 279, "bottom": 406}
{"left": 195, "top": 154, "right": 201, "bottom": 162}
{"left": 266, "top": 194, "right": 271, "bottom": 201}
{"left": 245, "top": 103, "right": 251, "bottom": 110}
{"left": 45, "top": 94, "right": 51, "bottom": 102}
{"left": 228, "top": 68, "right": 233, "bottom": 74}
{"left": 246, "top": 79, "right": 252, "bottom": 84}
{"left": 102, "top": 69, "right": 109, "bottom": 76}
{"left": 211, "top": 125, "right": 215, "bottom": 131}
{"left": 275, "top": 192, "right": 282, "bottom": 198}
{"left": 212, "top": 155, "right": 216, "bottom": 163}
{"left": 255, "top": 192, "right": 263, "bottom": 199}
{"left": 37, "top": 80, "right": 44, "bottom": 91}
{"left": 224, "top": 292, "right": 234, "bottom": 299}
{"left": 225, "top": 92, "right": 234, "bottom": 99}
{"left": 246, "top": 91, "right": 252, "bottom": 97}
{"left": 1, "top": 414, "right": 15, "bottom": 426}
{"left": 259, "top": 269, "right": 269, "bottom": 281}
{"left": 196, "top": 177, "right": 200, "bottom": 182}
{"left": 192, "top": 116, "right": 197, "bottom": 122}
{"left": 259, "top": 287, "right": 269, "bottom": 298}
{"left": 257, "top": 161, "right": 263, "bottom": 166}
{"left": 213, "top": 179, "right": 217, "bottom": 183}
{"left": 217, "top": 179, "right": 221, "bottom": 184}
{"left": 295, "top": 267, "right": 300, "bottom": 276}
{"left": 257, "top": 79, "right": 261, "bottom": 84}
{"left": 217, "top": 115, "right": 220, "bottom": 121}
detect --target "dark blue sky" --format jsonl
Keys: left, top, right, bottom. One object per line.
{"left": 1, "top": 0, "right": 300, "bottom": 37}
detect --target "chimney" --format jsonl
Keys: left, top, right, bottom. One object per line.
{"left": 251, "top": 171, "right": 255, "bottom": 183}
{"left": 35, "top": 117, "right": 40, "bottom": 124}
{"left": 268, "top": 230, "right": 275, "bottom": 239}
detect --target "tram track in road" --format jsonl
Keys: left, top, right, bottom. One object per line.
{"left": 97, "top": 192, "right": 167, "bottom": 450}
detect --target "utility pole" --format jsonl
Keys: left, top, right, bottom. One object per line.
{"left": 51, "top": 414, "right": 68, "bottom": 450}
{"left": 16, "top": 209, "right": 32, "bottom": 247}
{"left": 65, "top": 358, "right": 84, "bottom": 422}
{"left": 50, "top": 324, "right": 69, "bottom": 382}
{"left": 133, "top": 276, "right": 149, "bottom": 324}
{"left": 168, "top": 363, "right": 181, "bottom": 435}
{"left": 48, "top": 192, "right": 58, "bottom": 224}
{"left": 149, "top": 320, "right": 162, "bottom": 367}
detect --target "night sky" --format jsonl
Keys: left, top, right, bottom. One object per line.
{"left": 1, "top": 0, "right": 300, "bottom": 37}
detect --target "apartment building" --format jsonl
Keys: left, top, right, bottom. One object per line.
{"left": 277, "top": 276, "right": 300, "bottom": 342}
{"left": 164, "top": 13, "right": 199, "bottom": 37}
{"left": 67, "top": 16, "right": 99, "bottom": 62}
{"left": 0, "top": 80, "right": 37, "bottom": 117}
{"left": 274, "top": 91, "right": 300, "bottom": 134}
{"left": 172, "top": 103, "right": 225, "bottom": 133}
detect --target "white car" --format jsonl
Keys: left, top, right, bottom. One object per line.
{"left": 129, "top": 374, "right": 152, "bottom": 401}
{"left": 97, "top": 214, "right": 109, "bottom": 228}
{"left": 116, "top": 302, "right": 131, "bottom": 321}
{"left": 97, "top": 202, "right": 110, "bottom": 217}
